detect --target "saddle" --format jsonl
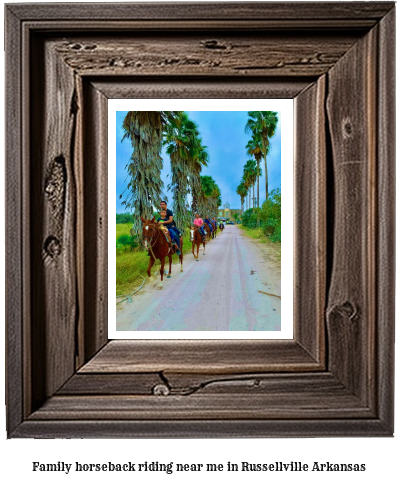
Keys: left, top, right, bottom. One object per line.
{"left": 168, "top": 234, "right": 180, "bottom": 255}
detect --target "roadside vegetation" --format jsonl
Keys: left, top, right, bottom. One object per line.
{"left": 238, "top": 187, "right": 281, "bottom": 264}
{"left": 241, "top": 188, "right": 281, "bottom": 242}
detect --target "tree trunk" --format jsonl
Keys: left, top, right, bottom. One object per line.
{"left": 257, "top": 162, "right": 260, "bottom": 227}
{"left": 262, "top": 140, "right": 269, "bottom": 201}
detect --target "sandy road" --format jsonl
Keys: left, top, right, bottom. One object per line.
{"left": 116, "top": 225, "right": 281, "bottom": 331}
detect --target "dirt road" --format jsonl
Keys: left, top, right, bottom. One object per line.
{"left": 116, "top": 225, "right": 281, "bottom": 331}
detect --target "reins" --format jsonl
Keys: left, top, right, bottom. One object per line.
{"left": 143, "top": 222, "right": 172, "bottom": 259}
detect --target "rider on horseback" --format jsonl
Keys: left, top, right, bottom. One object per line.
{"left": 158, "top": 202, "right": 181, "bottom": 255}
{"left": 204, "top": 215, "right": 214, "bottom": 237}
{"left": 204, "top": 215, "right": 212, "bottom": 229}
{"left": 192, "top": 213, "right": 207, "bottom": 242}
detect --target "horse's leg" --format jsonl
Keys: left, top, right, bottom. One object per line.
{"left": 203, "top": 241, "right": 206, "bottom": 255}
{"left": 147, "top": 255, "right": 155, "bottom": 277}
{"left": 195, "top": 242, "right": 199, "bottom": 260}
{"left": 166, "top": 253, "right": 172, "bottom": 278}
{"left": 158, "top": 256, "right": 165, "bottom": 289}
{"left": 192, "top": 241, "right": 196, "bottom": 259}
{"left": 180, "top": 238, "right": 184, "bottom": 272}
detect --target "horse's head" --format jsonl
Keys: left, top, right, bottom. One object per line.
{"left": 141, "top": 216, "right": 158, "bottom": 248}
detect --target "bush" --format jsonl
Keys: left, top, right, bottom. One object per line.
{"left": 269, "top": 222, "right": 281, "bottom": 243}
{"left": 262, "top": 218, "right": 281, "bottom": 242}
{"left": 242, "top": 188, "right": 281, "bottom": 242}
{"left": 116, "top": 212, "right": 134, "bottom": 224}
{"left": 117, "top": 234, "right": 138, "bottom": 252}
{"left": 241, "top": 208, "right": 256, "bottom": 228}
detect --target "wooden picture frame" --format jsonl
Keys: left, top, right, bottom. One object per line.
{"left": 5, "top": 2, "right": 395, "bottom": 438}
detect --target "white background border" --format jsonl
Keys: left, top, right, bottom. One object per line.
{"left": 1, "top": 1, "right": 397, "bottom": 484}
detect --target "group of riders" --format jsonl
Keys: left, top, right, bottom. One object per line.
{"left": 156, "top": 200, "right": 219, "bottom": 255}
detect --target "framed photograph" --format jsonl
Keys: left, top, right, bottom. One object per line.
{"left": 109, "top": 99, "right": 293, "bottom": 339}
{"left": 5, "top": 2, "right": 395, "bottom": 437}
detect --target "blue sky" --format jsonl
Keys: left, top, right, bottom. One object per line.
{"left": 115, "top": 111, "right": 281, "bottom": 213}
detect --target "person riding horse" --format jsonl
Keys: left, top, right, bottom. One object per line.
{"left": 203, "top": 215, "right": 214, "bottom": 239}
{"left": 160, "top": 201, "right": 182, "bottom": 236}
{"left": 157, "top": 203, "right": 181, "bottom": 255}
{"left": 192, "top": 213, "right": 206, "bottom": 242}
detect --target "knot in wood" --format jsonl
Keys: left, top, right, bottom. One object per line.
{"left": 43, "top": 236, "right": 61, "bottom": 262}
{"left": 342, "top": 118, "right": 353, "bottom": 138}
{"left": 45, "top": 181, "right": 56, "bottom": 196}
{"left": 328, "top": 301, "right": 358, "bottom": 323}
{"left": 201, "top": 40, "right": 227, "bottom": 50}
{"left": 152, "top": 383, "right": 170, "bottom": 396}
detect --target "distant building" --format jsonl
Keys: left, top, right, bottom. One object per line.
{"left": 218, "top": 202, "right": 242, "bottom": 221}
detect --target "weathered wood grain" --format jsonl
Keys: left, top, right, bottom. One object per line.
{"left": 5, "top": 5, "right": 24, "bottom": 437}
{"left": 82, "top": 81, "right": 109, "bottom": 362}
{"left": 376, "top": 7, "right": 395, "bottom": 432}
{"left": 30, "top": 37, "right": 78, "bottom": 406}
{"left": 326, "top": 26, "right": 377, "bottom": 406}
{"left": 7, "top": 2, "right": 394, "bottom": 23}
{"left": 13, "top": 418, "right": 391, "bottom": 439}
{"left": 294, "top": 76, "right": 326, "bottom": 364}
{"left": 79, "top": 340, "right": 320, "bottom": 374}
{"left": 58, "top": 372, "right": 162, "bottom": 395}
{"left": 60, "top": 371, "right": 348, "bottom": 397}
{"left": 91, "top": 78, "right": 312, "bottom": 100}
{"left": 32, "top": 377, "right": 373, "bottom": 420}
{"left": 52, "top": 34, "right": 361, "bottom": 78}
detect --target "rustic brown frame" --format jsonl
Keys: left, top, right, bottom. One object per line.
{"left": 5, "top": 2, "right": 395, "bottom": 438}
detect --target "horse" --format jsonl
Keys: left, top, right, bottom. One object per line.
{"left": 203, "top": 221, "right": 213, "bottom": 242}
{"left": 190, "top": 226, "right": 206, "bottom": 260}
{"left": 208, "top": 220, "right": 217, "bottom": 239}
{"left": 212, "top": 221, "right": 218, "bottom": 238}
{"left": 219, "top": 222, "right": 225, "bottom": 231}
{"left": 141, "top": 217, "right": 183, "bottom": 290}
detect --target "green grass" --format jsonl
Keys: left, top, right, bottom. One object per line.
{"left": 116, "top": 224, "right": 194, "bottom": 296}
{"left": 238, "top": 224, "right": 281, "bottom": 263}
{"left": 116, "top": 223, "right": 133, "bottom": 239}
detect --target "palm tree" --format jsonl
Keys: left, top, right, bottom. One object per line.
{"left": 245, "top": 111, "right": 278, "bottom": 201}
{"left": 190, "top": 140, "right": 209, "bottom": 215}
{"left": 243, "top": 159, "right": 257, "bottom": 209}
{"left": 246, "top": 133, "right": 263, "bottom": 205}
{"left": 242, "top": 173, "right": 251, "bottom": 211}
{"left": 199, "top": 175, "right": 221, "bottom": 218}
{"left": 236, "top": 181, "right": 247, "bottom": 214}
{"left": 164, "top": 112, "right": 200, "bottom": 233}
{"left": 246, "top": 134, "right": 263, "bottom": 226}
{"left": 121, "top": 111, "right": 181, "bottom": 234}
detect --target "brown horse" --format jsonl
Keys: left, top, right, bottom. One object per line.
{"left": 219, "top": 222, "right": 224, "bottom": 231}
{"left": 190, "top": 226, "right": 206, "bottom": 260}
{"left": 212, "top": 221, "right": 218, "bottom": 238}
{"left": 141, "top": 217, "right": 183, "bottom": 290}
{"left": 203, "top": 222, "right": 213, "bottom": 242}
